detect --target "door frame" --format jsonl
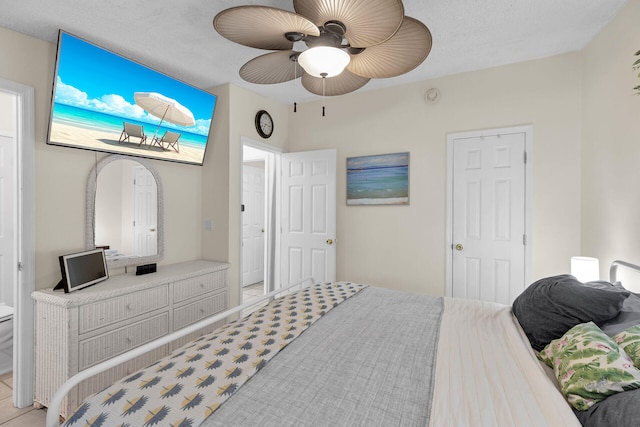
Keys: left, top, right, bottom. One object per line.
{"left": 240, "top": 136, "right": 282, "bottom": 298}
{"left": 0, "top": 77, "right": 35, "bottom": 407}
{"left": 445, "top": 125, "right": 533, "bottom": 298}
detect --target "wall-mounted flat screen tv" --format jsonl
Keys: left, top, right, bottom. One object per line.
{"left": 47, "top": 31, "right": 217, "bottom": 166}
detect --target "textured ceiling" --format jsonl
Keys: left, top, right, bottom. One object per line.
{"left": 0, "top": 0, "right": 628, "bottom": 104}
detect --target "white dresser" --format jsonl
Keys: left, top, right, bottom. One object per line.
{"left": 32, "top": 260, "right": 230, "bottom": 418}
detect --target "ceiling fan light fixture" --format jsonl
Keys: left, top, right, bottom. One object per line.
{"left": 298, "top": 46, "right": 350, "bottom": 78}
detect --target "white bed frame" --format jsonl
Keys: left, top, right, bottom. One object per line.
{"left": 45, "top": 277, "right": 315, "bottom": 427}
{"left": 610, "top": 260, "right": 640, "bottom": 293}
{"left": 45, "top": 260, "right": 640, "bottom": 427}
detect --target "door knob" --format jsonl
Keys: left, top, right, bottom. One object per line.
{"left": 149, "top": 228, "right": 156, "bottom": 232}
{"left": 455, "top": 243, "right": 463, "bottom": 251}
{"left": 326, "top": 239, "right": 333, "bottom": 245}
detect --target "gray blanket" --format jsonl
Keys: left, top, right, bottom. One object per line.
{"left": 203, "top": 286, "right": 444, "bottom": 427}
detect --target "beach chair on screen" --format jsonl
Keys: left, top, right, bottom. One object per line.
{"left": 151, "top": 130, "right": 181, "bottom": 153}
{"left": 119, "top": 122, "right": 147, "bottom": 146}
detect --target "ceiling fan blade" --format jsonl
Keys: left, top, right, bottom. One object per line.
{"left": 293, "top": 0, "right": 403, "bottom": 48}
{"left": 214, "top": 6, "right": 320, "bottom": 50}
{"left": 240, "top": 51, "right": 303, "bottom": 84}
{"left": 301, "top": 70, "right": 370, "bottom": 96}
{"left": 347, "top": 16, "right": 432, "bottom": 79}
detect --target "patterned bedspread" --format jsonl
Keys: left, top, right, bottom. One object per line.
{"left": 63, "top": 282, "right": 366, "bottom": 427}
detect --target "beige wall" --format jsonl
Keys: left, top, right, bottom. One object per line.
{"left": 1, "top": 0, "right": 636, "bottom": 298}
{"left": 201, "top": 83, "right": 290, "bottom": 306}
{"left": 581, "top": 0, "right": 640, "bottom": 277}
{"left": 287, "top": 55, "right": 583, "bottom": 295}
{"left": 0, "top": 26, "right": 205, "bottom": 290}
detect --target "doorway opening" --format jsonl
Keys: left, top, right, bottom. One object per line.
{"left": 241, "top": 138, "right": 281, "bottom": 307}
{"left": 0, "top": 78, "right": 35, "bottom": 408}
{"left": 239, "top": 143, "right": 338, "bottom": 311}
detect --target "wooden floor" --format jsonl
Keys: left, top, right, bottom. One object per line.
{"left": 0, "top": 283, "right": 267, "bottom": 426}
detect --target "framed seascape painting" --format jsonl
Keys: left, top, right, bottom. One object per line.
{"left": 346, "top": 152, "right": 410, "bottom": 205}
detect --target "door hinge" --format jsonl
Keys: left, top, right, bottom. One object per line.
{"left": 17, "top": 262, "right": 24, "bottom": 272}
{"left": 523, "top": 151, "right": 527, "bottom": 164}
{"left": 523, "top": 234, "right": 527, "bottom": 245}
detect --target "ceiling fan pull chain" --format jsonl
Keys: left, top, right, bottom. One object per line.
{"left": 293, "top": 55, "right": 298, "bottom": 113}
{"left": 322, "top": 73, "right": 327, "bottom": 117}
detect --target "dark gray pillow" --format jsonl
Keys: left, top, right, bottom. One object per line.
{"left": 512, "top": 274, "right": 629, "bottom": 351}
{"left": 583, "top": 281, "right": 640, "bottom": 336}
{"left": 574, "top": 388, "right": 640, "bottom": 426}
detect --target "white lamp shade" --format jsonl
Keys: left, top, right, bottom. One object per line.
{"left": 298, "top": 46, "right": 350, "bottom": 78}
{"left": 571, "top": 256, "right": 600, "bottom": 282}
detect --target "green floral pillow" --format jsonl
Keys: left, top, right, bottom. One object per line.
{"left": 539, "top": 321, "right": 640, "bottom": 411}
{"left": 613, "top": 325, "right": 640, "bottom": 369}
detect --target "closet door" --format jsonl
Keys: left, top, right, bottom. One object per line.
{"left": 450, "top": 129, "right": 528, "bottom": 305}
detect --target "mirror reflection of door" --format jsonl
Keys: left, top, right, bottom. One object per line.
{"left": 133, "top": 166, "right": 158, "bottom": 257}
{"left": 95, "top": 159, "right": 158, "bottom": 259}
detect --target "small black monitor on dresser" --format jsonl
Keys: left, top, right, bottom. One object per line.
{"left": 54, "top": 248, "right": 109, "bottom": 293}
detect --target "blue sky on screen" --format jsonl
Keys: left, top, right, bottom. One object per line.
{"left": 54, "top": 32, "right": 216, "bottom": 135}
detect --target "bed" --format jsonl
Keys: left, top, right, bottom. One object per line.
{"left": 46, "top": 260, "right": 640, "bottom": 427}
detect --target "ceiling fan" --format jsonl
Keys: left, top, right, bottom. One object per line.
{"left": 213, "top": 0, "right": 432, "bottom": 98}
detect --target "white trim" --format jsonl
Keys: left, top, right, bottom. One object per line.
{"left": 241, "top": 137, "right": 283, "bottom": 155}
{"left": 0, "top": 77, "right": 35, "bottom": 408}
{"left": 445, "top": 125, "right": 533, "bottom": 298}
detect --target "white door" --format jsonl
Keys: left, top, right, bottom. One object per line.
{"left": 242, "top": 164, "right": 265, "bottom": 286}
{"left": 281, "top": 149, "right": 336, "bottom": 286}
{"left": 0, "top": 134, "right": 16, "bottom": 306}
{"left": 133, "top": 166, "right": 157, "bottom": 257}
{"left": 450, "top": 129, "right": 528, "bottom": 305}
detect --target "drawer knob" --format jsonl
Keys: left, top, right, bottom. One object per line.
{"left": 126, "top": 304, "right": 132, "bottom": 310}
{"left": 199, "top": 283, "right": 205, "bottom": 288}
{"left": 127, "top": 336, "right": 134, "bottom": 343}
{"left": 200, "top": 308, "right": 205, "bottom": 314}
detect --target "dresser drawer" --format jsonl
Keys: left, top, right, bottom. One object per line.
{"left": 173, "top": 271, "right": 226, "bottom": 303}
{"left": 79, "top": 285, "right": 169, "bottom": 334}
{"left": 78, "top": 312, "right": 169, "bottom": 370}
{"left": 174, "top": 292, "right": 227, "bottom": 330}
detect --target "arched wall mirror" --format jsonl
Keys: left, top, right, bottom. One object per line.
{"left": 86, "top": 154, "right": 164, "bottom": 270}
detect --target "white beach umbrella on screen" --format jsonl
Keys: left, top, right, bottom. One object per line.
{"left": 134, "top": 92, "right": 195, "bottom": 139}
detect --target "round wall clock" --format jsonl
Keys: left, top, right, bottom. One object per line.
{"left": 255, "top": 110, "right": 273, "bottom": 138}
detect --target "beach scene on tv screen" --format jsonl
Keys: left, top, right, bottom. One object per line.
{"left": 48, "top": 32, "right": 217, "bottom": 165}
